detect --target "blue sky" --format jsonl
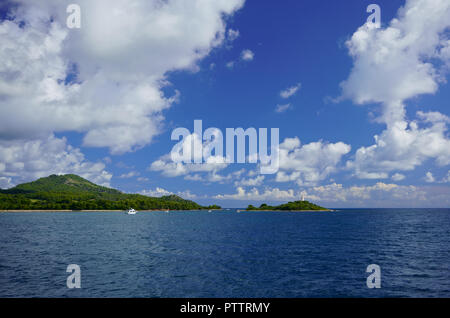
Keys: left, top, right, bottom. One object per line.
{"left": 0, "top": 0, "right": 449, "bottom": 207}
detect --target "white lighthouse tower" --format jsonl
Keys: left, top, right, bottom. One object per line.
{"left": 301, "top": 192, "right": 306, "bottom": 201}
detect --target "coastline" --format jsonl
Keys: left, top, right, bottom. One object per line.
{"left": 0, "top": 209, "right": 332, "bottom": 213}
{"left": 243, "top": 209, "right": 332, "bottom": 212}
{"left": 0, "top": 209, "right": 219, "bottom": 213}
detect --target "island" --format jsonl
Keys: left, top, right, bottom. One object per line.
{"left": 0, "top": 174, "right": 221, "bottom": 211}
{"left": 245, "top": 201, "right": 330, "bottom": 211}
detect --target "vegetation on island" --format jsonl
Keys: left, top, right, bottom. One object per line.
{"left": 205, "top": 204, "right": 221, "bottom": 210}
{"left": 0, "top": 174, "right": 221, "bottom": 211}
{"left": 246, "top": 200, "right": 329, "bottom": 211}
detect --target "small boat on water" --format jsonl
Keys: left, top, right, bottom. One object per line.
{"left": 208, "top": 210, "right": 212, "bottom": 212}
{"left": 126, "top": 208, "right": 137, "bottom": 215}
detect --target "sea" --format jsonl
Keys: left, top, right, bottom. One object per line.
{"left": 0, "top": 208, "right": 449, "bottom": 298}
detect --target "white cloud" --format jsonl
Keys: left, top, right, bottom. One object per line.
{"left": 185, "top": 171, "right": 234, "bottom": 183}
{"left": 176, "top": 190, "right": 199, "bottom": 200}
{"left": 424, "top": 172, "right": 435, "bottom": 183}
{"left": 0, "top": 135, "right": 112, "bottom": 187}
{"left": 184, "top": 174, "right": 204, "bottom": 181}
{"left": 149, "top": 132, "right": 229, "bottom": 178}
{"left": 140, "top": 187, "right": 173, "bottom": 197}
{"left": 280, "top": 83, "right": 301, "bottom": 99}
{"left": 227, "top": 29, "right": 240, "bottom": 42}
{"left": 275, "top": 137, "right": 351, "bottom": 185}
{"left": 140, "top": 187, "right": 198, "bottom": 200}
{"left": 234, "top": 175, "right": 265, "bottom": 187}
{"left": 226, "top": 48, "right": 254, "bottom": 69}
{"left": 214, "top": 186, "right": 298, "bottom": 201}
{"left": 240, "top": 49, "right": 254, "bottom": 61}
{"left": 150, "top": 155, "right": 228, "bottom": 177}
{"left": 212, "top": 182, "right": 450, "bottom": 207}
{"left": 340, "top": 0, "right": 450, "bottom": 117}
{"left": 0, "top": 177, "right": 14, "bottom": 189}
{"left": 417, "top": 111, "right": 450, "bottom": 124}
{"left": 442, "top": 171, "right": 450, "bottom": 183}
{"left": 158, "top": 134, "right": 349, "bottom": 186}
{"left": 0, "top": 0, "right": 245, "bottom": 154}
{"left": 275, "top": 103, "right": 292, "bottom": 113}
{"left": 308, "top": 182, "right": 427, "bottom": 205}
{"left": 340, "top": 0, "right": 450, "bottom": 178}
{"left": 0, "top": 0, "right": 245, "bottom": 187}
{"left": 391, "top": 173, "right": 406, "bottom": 181}
{"left": 119, "top": 171, "right": 140, "bottom": 179}
{"left": 151, "top": 133, "right": 249, "bottom": 183}
{"left": 346, "top": 112, "right": 450, "bottom": 178}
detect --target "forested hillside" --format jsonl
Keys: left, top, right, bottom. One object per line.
{"left": 0, "top": 174, "right": 218, "bottom": 210}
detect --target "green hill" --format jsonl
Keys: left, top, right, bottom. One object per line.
{"left": 246, "top": 200, "right": 329, "bottom": 211}
{"left": 3, "top": 174, "right": 122, "bottom": 195}
{"left": 0, "top": 174, "right": 217, "bottom": 211}
{"left": 160, "top": 194, "right": 188, "bottom": 202}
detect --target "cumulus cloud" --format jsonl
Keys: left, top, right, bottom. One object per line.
{"left": 214, "top": 186, "right": 298, "bottom": 201}
{"left": 346, "top": 112, "right": 450, "bottom": 178}
{"left": 226, "top": 48, "right": 254, "bottom": 69}
{"left": 424, "top": 172, "right": 435, "bottom": 183}
{"left": 150, "top": 154, "right": 228, "bottom": 177}
{"left": 0, "top": 0, "right": 244, "bottom": 154}
{"left": 240, "top": 49, "right": 254, "bottom": 61}
{"left": 442, "top": 171, "right": 450, "bottom": 183}
{"left": 149, "top": 132, "right": 229, "bottom": 178}
{"left": 212, "top": 181, "right": 450, "bottom": 207}
{"left": 184, "top": 171, "right": 234, "bottom": 183}
{"left": 140, "top": 187, "right": 173, "bottom": 197}
{"left": 340, "top": 0, "right": 450, "bottom": 117}
{"left": 305, "top": 182, "right": 440, "bottom": 207}
{"left": 0, "top": 0, "right": 244, "bottom": 184}
{"left": 275, "top": 137, "right": 351, "bottom": 185}
{"left": 175, "top": 190, "right": 199, "bottom": 200}
{"left": 140, "top": 187, "right": 198, "bottom": 200}
{"left": 0, "top": 135, "right": 112, "bottom": 187}
{"left": 391, "top": 173, "right": 406, "bottom": 181}
{"left": 150, "top": 132, "right": 251, "bottom": 183}
{"left": 280, "top": 83, "right": 301, "bottom": 99}
{"left": 155, "top": 134, "right": 350, "bottom": 186}
{"left": 234, "top": 175, "right": 265, "bottom": 187}
{"left": 341, "top": 0, "right": 450, "bottom": 179}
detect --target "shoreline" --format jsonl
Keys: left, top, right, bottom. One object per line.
{"left": 0, "top": 209, "right": 333, "bottom": 213}
{"left": 0, "top": 209, "right": 220, "bottom": 213}
{"left": 243, "top": 209, "right": 332, "bottom": 212}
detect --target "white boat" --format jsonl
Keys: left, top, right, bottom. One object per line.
{"left": 208, "top": 209, "right": 212, "bottom": 212}
{"left": 127, "top": 208, "right": 137, "bottom": 215}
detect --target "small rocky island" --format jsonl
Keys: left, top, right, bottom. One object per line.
{"left": 246, "top": 200, "right": 330, "bottom": 211}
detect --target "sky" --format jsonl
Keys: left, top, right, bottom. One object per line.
{"left": 0, "top": 0, "right": 449, "bottom": 208}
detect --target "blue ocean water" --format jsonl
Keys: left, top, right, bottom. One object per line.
{"left": 0, "top": 209, "right": 449, "bottom": 298}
